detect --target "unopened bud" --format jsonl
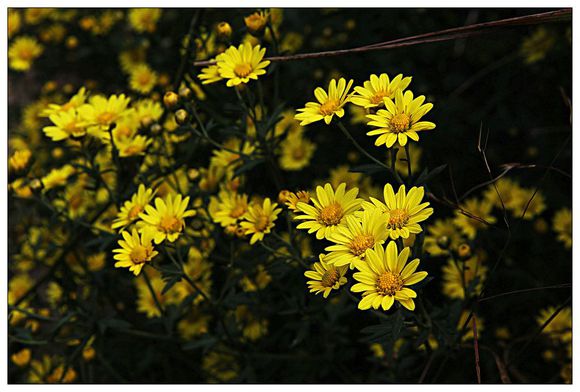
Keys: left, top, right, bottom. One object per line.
{"left": 163, "top": 91, "right": 179, "bottom": 109}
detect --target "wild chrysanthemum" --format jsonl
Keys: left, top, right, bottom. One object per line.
{"left": 244, "top": 10, "right": 270, "bottom": 35}
{"left": 210, "top": 138, "right": 255, "bottom": 169}
{"left": 139, "top": 194, "right": 196, "bottom": 244}
{"left": 304, "top": 255, "right": 348, "bottom": 298}
{"left": 423, "top": 217, "right": 463, "bottom": 256}
{"left": 116, "top": 135, "right": 152, "bottom": 157}
{"left": 351, "top": 73, "right": 412, "bottom": 109}
{"left": 134, "top": 99, "right": 163, "bottom": 126}
{"left": 217, "top": 43, "right": 270, "bottom": 87}
{"left": 362, "top": 184, "right": 433, "bottom": 240}
{"left": 78, "top": 94, "right": 132, "bottom": 134}
{"left": 129, "top": 63, "right": 158, "bottom": 94}
{"left": 41, "top": 87, "right": 88, "bottom": 117}
{"left": 240, "top": 198, "right": 281, "bottom": 244}
{"left": 112, "top": 184, "right": 155, "bottom": 230}
{"left": 453, "top": 198, "right": 496, "bottom": 240}
{"left": 294, "top": 183, "right": 362, "bottom": 240}
{"left": 553, "top": 208, "right": 572, "bottom": 249}
{"left": 351, "top": 242, "right": 428, "bottom": 311}
{"left": 325, "top": 209, "right": 388, "bottom": 269}
{"left": 537, "top": 306, "right": 572, "bottom": 343}
{"left": 9, "top": 150, "right": 32, "bottom": 173}
{"left": 441, "top": 255, "right": 487, "bottom": 299}
{"left": 282, "top": 190, "right": 311, "bottom": 212}
{"left": 295, "top": 78, "right": 354, "bottom": 126}
{"left": 278, "top": 131, "right": 316, "bottom": 171}
{"left": 8, "top": 36, "right": 44, "bottom": 71}
{"left": 366, "top": 89, "right": 435, "bottom": 147}
{"left": 41, "top": 165, "right": 75, "bottom": 191}
{"left": 128, "top": 8, "right": 161, "bottom": 33}
{"left": 113, "top": 229, "right": 158, "bottom": 276}
{"left": 210, "top": 188, "right": 250, "bottom": 228}
{"left": 43, "top": 109, "right": 88, "bottom": 141}
{"left": 198, "top": 62, "right": 223, "bottom": 85}
{"left": 235, "top": 305, "right": 269, "bottom": 341}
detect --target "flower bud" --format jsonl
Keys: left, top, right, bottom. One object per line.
{"left": 457, "top": 243, "right": 472, "bottom": 261}
{"left": 163, "top": 91, "right": 179, "bottom": 109}
{"left": 244, "top": 11, "right": 269, "bottom": 36}
{"left": 178, "top": 86, "right": 192, "bottom": 100}
{"left": 175, "top": 109, "right": 189, "bottom": 125}
{"left": 216, "top": 22, "right": 232, "bottom": 40}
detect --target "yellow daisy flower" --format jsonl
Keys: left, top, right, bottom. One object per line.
{"left": 8, "top": 9, "right": 22, "bottom": 39}
{"left": 282, "top": 190, "right": 311, "bottom": 212}
{"left": 304, "top": 255, "right": 348, "bottom": 298}
{"left": 41, "top": 87, "right": 88, "bottom": 117}
{"left": 116, "top": 135, "right": 152, "bottom": 157}
{"left": 351, "top": 241, "right": 428, "bottom": 311}
{"left": 441, "top": 255, "right": 487, "bottom": 300}
{"left": 9, "top": 149, "right": 32, "bottom": 173}
{"left": 217, "top": 43, "right": 270, "bottom": 87}
{"left": 423, "top": 217, "right": 463, "bottom": 256}
{"left": 113, "top": 229, "right": 159, "bottom": 276}
{"left": 78, "top": 94, "right": 132, "bottom": 133}
{"left": 41, "top": 164, "right": 75, "bottom": 191}
{"left": 553, "top": 208, "right": 572, "bottom": 249}
{"left": 244, "top": 10, "right": 270, "bottom": 36}
{"left": 278, "top": 131, "right": 316, "bottom": 171}
{"left": 139, "top": 193, "right": 196, "bottom": 244}
{"left": 8, "top": 36, "right": 44, "bottom": 71}
{"left": 134, "top": 99, "right": 163, "bottom": 126}
{"left": 351, "top": 73, "right": 412, "bottom": 109}
{"left": 362, "top": 184, "right": 433, "bottom": 240}
{"left": 210, "top": 188, "right": 250, "bottom": 228}
{"left": 294, "top": 183, "right": 362, "bottom": 240}
{"left": 235, "top": 305, "right": 269, "bottom": 341}
{"left": 128, "top": 8, "right": 162, "bottom": 33}
{"left": 240, "top": 198, "right": 282, "bottom": 244}
{"left": 112, "top": 184, "right": 155, "bottom": 230}
{"left": 11, "top": 348, "right": 31, "bottom": 367}
{"left": 295, "top": 78, "right": 354, "bottom": 126}
{"left": 325, "top": 209, "right": 388, "bottom": 269}
{"left": 43, "top": 109, "right": 88, "bottom": 141}
{"left": 453, "top": 198, "right": 496, "bottom": 240}
{"left": 129, "top": 63, "right": 158, "bottom": 94}
{"left": 210, "top": 138, "right": 255, "bottom": 169}
{"left": 198, "top": 62, "right": 223, "bottom": 85}
{"left": 366, "top": 89, "right": 435, "bottom": 147}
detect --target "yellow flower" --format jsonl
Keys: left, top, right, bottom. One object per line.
{"left": 134, "top": 99, "right": 163, "bottom": 126}
{"left": 482, "top": 177, "right": 527, "bottom": 212}
{"left": 304, "top": 255, "right": 348, "bottom": 298}
{"left": 351, "top": 73, "right": 412, "bottom": 109}
{"left": 210, "top": 138, "right": 255, "bottom": 169}
{"left": 325, "top": 209, "right": 388, "bottom": 269}
{"left": 119, "top": 46, "right": 147, "bottom": 73}
{"left": 9, "top": 149, "right": 32, "bottom": 173}
{"left": 8, "top": 9, "right": 22, "bottom": 38}
{"left": 210, "top": 188, "right": 250, "bottom": 228}
{"left": 521, "top": 27, "right": 556, "bottom": 64}
{"left": 351, "top": 241, "right": 427, "bottom": 311}
{"left": 553, "top": 208, "right": 572, "bottom": 249}
{"left": 362, "top": 184, "right": 433, "bottom": 240}
{"left": 278, "top": 130, "right": 316, "bottom": 171}
{"left": 240, "top": 198, "right": 281, "bottom": 244}
{"left": 78, "top": 94, "right": 132, "bottom": 134}
{"left": 116, "top": 134, "right": 152, "bottom": 157}
{"left": 173, "top": 247, "right": 213, "bottom": 305}
{"left": 41, "top": 87, "right": 88, "bottom": 117}
{"left": 235, "top": 305, "right": 268, "bottom": 341}
{"left": 178, "top": 308, "right": 211, "bottom": 339}
{"left": 9, "top": 36, "right": 44, "bottom": 71}
{"left": 11, "top": 348, "right": 31, "bottom": 367}
{"left": 453, "top": 198, "right": 496, "bottom": 240}
{"left": 134, "top": 271, "right": 174, "bottom": 318}
{"left": 128, "top": 8, "right": 161, "bottom": 33}
{"left": 366, "top": 89, "right": 435, "bottom": 147}
{"left": 295, "top": 78, "right": 354, "bottom": 126}
{"left": 240, "top": 264, "right": 272, "bottom": 292}
{"left": 43, "top": 109, "right": 88, "bottom": 141}
{"left": 87, "top": 252, "right": 106, "bottom": 271}
{"left": 537, "top": 306, "right": 571, "bottom": 343}
{"left": 113, "top": 229, "right": 158, "bottom": 276}
{"left": 441, "top": 255, "right": 487, "bottom": 299}
{"left": 423, "top": 217, "right": 463, "bottom": 256}
{"left": 41, "top": 164, "right": 75, "bottom": 191}
{"left": 129, "top": 63, "right": 158, "bottom": 94}
{"left": 244, "top": 10, "right": 270, "bottom": 35}
{"left": 139, "top": 193, "right": 196, "bottom": 244}
{"left": 295, "top": 183, "right": 362, "bottom": 240}
{"left": 217, "top": 43, "right": 271, "bottom": 87}
{"left": 112, "top": 184, "right": 155, "bottom": 230}
{"left": 282, "top": 190, "right": 311, "bottom": 212}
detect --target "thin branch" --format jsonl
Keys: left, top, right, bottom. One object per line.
{"left": 192, "top": 9, "right": 571, "bottom": 67}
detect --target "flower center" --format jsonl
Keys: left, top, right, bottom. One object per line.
{"left": 390, "top": 113, "right": 410, "bottom": 133}
{"left": 292, "top": 147, "right": 305, "bottom": 160}
{"left": 370, "top": 90, "right": 388, "bottom": 105}
{"left": 130, "top": 245, "right": 150, "bottom": 264}
{"left": 137, "top": 72, "right": 152, "bottom": 85}
{"left": 64, "top": 121, "right": 85, "bottom": 137}
{"left": 321, "top": 267, "right": 340, "bottom": 288}
{"left": 234, "top": 63, "right": 253, "bottom": 78}
{"left": 97, "top": 112, "right": 116, "bottom": 125}
{"left": 349, "top": 234, "right": 375, "bottom": 256}
{"left": 128, "top": 205, "right": 143, "bottom": 219}
{"left": 159, "top": 215, "right": 182, "bottom": 233}
{"left": 376, "top": 271, "right": 403, "bottom": 296}
{"left": 387, "top": 208, "right": 409, "bottom": 229}
{"left": 254, "top": 215, "right": 270, "bottom": 231}
{"left": 18, "top": 48, "right": 34, "bottom": 61}
{"left": 319, "top": 99, "right": 340, "bottom": 116}
{"left": 229, "top": 202, "right": 247, "bottom": 219}
{"left": 319, "top": 202, "right": 343, "bottom": 226}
